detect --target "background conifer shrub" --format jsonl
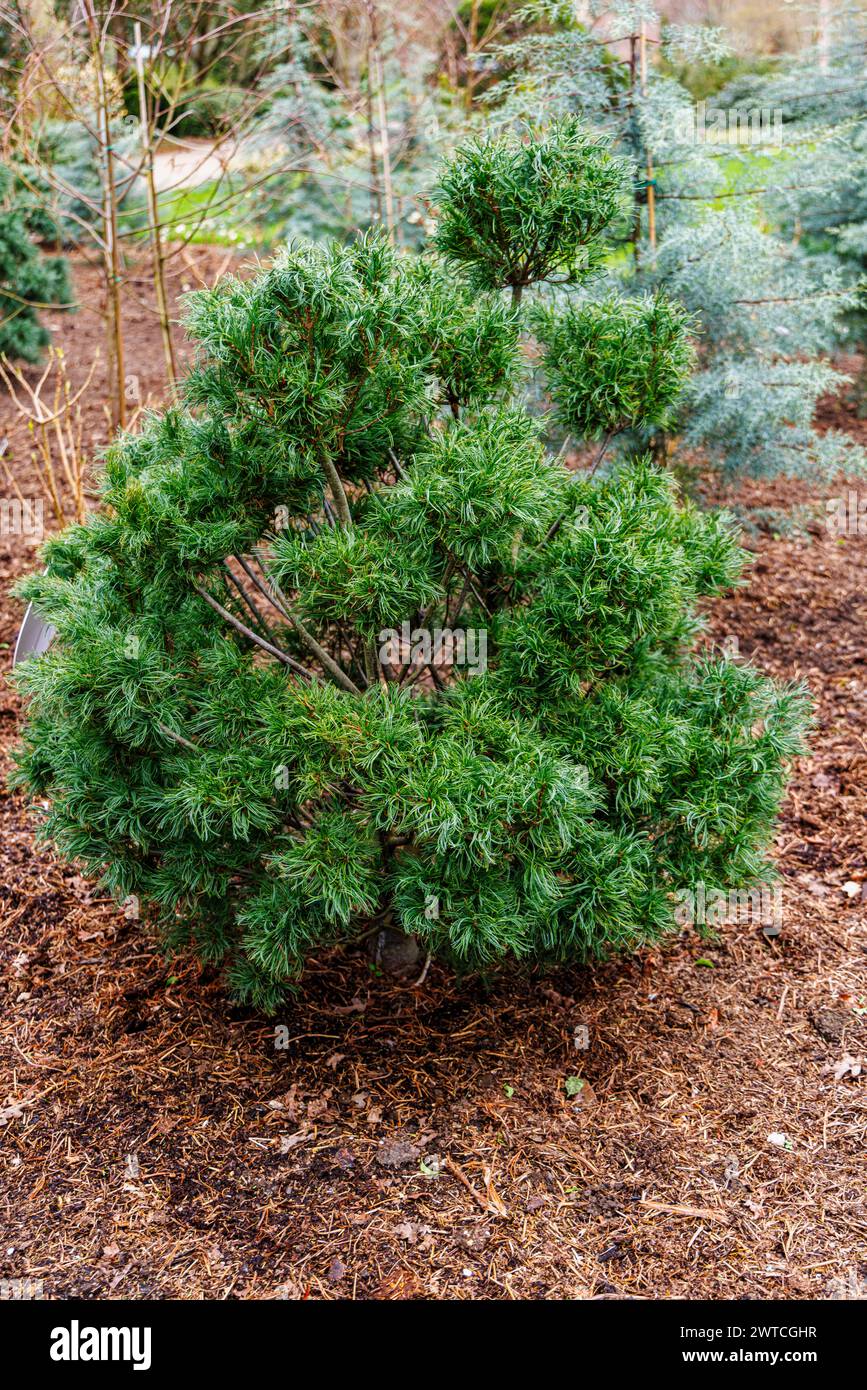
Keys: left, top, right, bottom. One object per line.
{"left": 0, "top": 163, "right": 72, "bottom": 362}
{"left": 13, "top": 121, "right": 808, "bottom": 1009}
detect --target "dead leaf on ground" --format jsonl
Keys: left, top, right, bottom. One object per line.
{"left": 825, "top": 1053, "right": 863, "bottom": 1081}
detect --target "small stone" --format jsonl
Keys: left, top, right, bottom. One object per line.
{"left": 377, "top": 1138, "right": 420, "bottom": 1169}
{"left": 373, "top": 928, "right": 422, "bottom": 976}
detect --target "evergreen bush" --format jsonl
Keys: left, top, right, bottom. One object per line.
{"left": 13, "top": 120, "right": 808, "bottom": 1008}
{"left": 0, "top": 163, "right": 72, "bottom": 362}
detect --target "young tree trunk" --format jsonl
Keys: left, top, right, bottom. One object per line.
{"left": 85, "top": 1, "right": 126, "bottom": 430}
{"left": 134, "top": 22, "right": 177, "bottom": 397}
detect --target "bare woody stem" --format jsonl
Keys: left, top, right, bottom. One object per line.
{"left": 134, "top": 21, "right": 177, "bottom": 395}
{"left": 587, "top": 430, "right": 615, "bottom": 477}
{"left": 83, "top": 0, "right": 126, "bottom": 430}
{"left": 156, "top": 720, "right": 199, "bottom": 752}
{"left": 222, "top": 562, "right": 278, "bottom": 640}
{"left": 282, "top": 605, "right": 362, "bottom": 696}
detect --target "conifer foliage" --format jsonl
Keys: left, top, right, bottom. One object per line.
{"left": 13, "top": 121, "right": 808, "bottom": 1009}
{"left": 434, "top": 116, "right": 627, "bottom": 301}
{"left": 0, "top": 163, "right": 72, "bottom": 362}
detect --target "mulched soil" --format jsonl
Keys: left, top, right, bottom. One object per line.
{"left": 0, "top": 255, "right": 865, "bottom": 1301}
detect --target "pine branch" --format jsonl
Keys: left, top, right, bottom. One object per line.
{"left": 192, "top": 581, "right": 316, "bottom": 680}
{"left": 319, "top": 449, "right": 353, "bottom": 530}
{"left": 247, "top": 552, "right": 362, "bottom": 695}
{"left": 156, "top": 721, "right": 199, "bottom": 753}
{"left": 222, "top": 562, "right": 278, "bottom": 642}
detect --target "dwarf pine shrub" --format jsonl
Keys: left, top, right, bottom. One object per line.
{"left": 13, "top": 121, "right": 808, "bottom": 1009}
